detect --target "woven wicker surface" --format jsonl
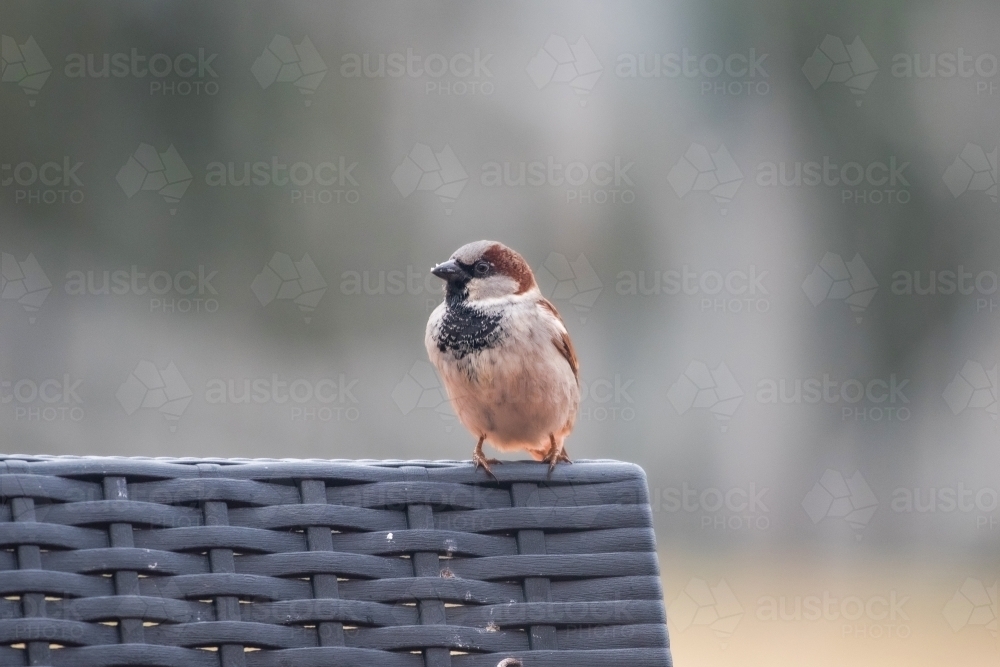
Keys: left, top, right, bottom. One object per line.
{"left": 0, "top": 455, "right": 671, "bottom": 667}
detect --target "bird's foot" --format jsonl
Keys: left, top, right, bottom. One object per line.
{"left": 542, "top": 442, "right": 572, "bottom": 475}
{"left": 542, "top": 451, "right": 566, "bottom": 474}
{"left": 473, "top": 450, "right": 501, "bottom": 479}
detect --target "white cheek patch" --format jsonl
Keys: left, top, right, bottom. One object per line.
{"left": 468, "top": 274, "right": 519, "bottom": 300}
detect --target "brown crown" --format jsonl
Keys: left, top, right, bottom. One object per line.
{"left": 481, "top": 243, "right": 536, "bottom": 295}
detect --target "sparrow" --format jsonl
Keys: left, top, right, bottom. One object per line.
{"left": 426, "top": 240, "right": 580, "bottom": 476}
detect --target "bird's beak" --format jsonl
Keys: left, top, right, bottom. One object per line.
{"left": 431, "top": 259, "right": 463, "bottom": 281}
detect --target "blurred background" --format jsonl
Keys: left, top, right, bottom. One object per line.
{"left": 2, "top": 0, "right": 998, "bottom": 663}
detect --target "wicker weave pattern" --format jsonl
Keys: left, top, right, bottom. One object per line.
{"left": 0, "top": 456, "right": 671, "bottom": 667}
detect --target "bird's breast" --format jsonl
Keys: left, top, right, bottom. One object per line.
{"left": 431, "top": 301, "right": 506, "bottom": 359}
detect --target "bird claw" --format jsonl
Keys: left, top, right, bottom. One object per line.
{"left": 543, "top": 453, "right": 560, "bottom": 475}
{"left": 543, "top": 445, "right": 572, "bottom": 475}
{"left": 473, "top": 451, "right": 501, "bottom": 479}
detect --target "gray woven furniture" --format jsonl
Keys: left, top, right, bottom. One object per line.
{"left": 0, "top": 455, "right": 670, "bottom": 667}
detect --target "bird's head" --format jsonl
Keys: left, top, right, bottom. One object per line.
{"left": 431, "top": 240, "right": 536, "bottom": 305}
{"left": 495, "top": 659, "right": 523, "bottom": 667}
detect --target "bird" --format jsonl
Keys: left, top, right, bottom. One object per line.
{"left": 425, "top": 240, "right": 580, "bottom": 477}
{"left": 495, "top": 659, "right": 523, "bottom": 667}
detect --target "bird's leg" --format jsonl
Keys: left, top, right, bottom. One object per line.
{"left": 543, "top": 434, "right": 564, "bottom": 474}
{"left": 473, "top": 435, "right": 501, "bottom": 479}
{"left": 556, "top": 444, "right": 572, "bottom": 464}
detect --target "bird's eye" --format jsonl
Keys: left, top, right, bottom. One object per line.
{"left": 474, "top": 261, "right": 490, "bottom": 276}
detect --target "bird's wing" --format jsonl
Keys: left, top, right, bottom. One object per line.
{"left": 538, "top": 298, "right": 579, "bottom": 384}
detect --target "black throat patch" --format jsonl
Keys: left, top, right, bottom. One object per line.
{"left": 435, "top": 299, "right": 504, "bottom": 358}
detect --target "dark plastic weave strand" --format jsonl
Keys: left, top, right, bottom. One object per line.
{"left": 0, "top": 456, "right": 671, "bottom": 667}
